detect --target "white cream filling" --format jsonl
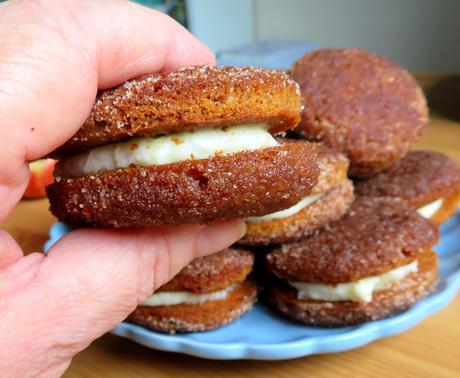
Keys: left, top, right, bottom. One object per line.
{"left": 246, "top": 193, "right": 324, "bottom": 223}
{"left": 60, "top": 124, "right": 278, "bottom": 177}
{"left": 417, "top": 199, "right": 443, "bottom": 219}
{"left": 289, "top": 261, "right": 418, "bottom": 303}
{"left": 141, "top": 284, "right": 237, "bottom": 307}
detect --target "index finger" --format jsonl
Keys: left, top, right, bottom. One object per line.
{"left": 0, "top": 0, "right": 214, "bottom": 219}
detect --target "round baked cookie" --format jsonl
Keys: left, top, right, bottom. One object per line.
{"left": 267, "top": 251, "right": 437, "bottom": 327}
{"left": 127, "top": 248, "right": 256, "bottom": 333}
{"left": 47, "top": 65, "right": 321, "bottom": 227}
{"left": 264, "top": 197, "right": 439, "bottom": 327}
{"left": 355, "top": 150, "right": 460, "bottom": 224}
{"left": 160, "top": 247, "right": 254, "bottom": 293}
{"left": 128, "top": 281, "right": 257, "bottom": 333}
{"left": 48, "top": 143, "right": 319, "bottom": 227}
{"left": 267, "top": 197, "right": 439, "bottom": 284}
{"left": 50, "top": 66, "right": 302, "bottom": 158}
{"left": 239, "top": 143, "right": 354, "bottom": 246}
{"left": 291, "top": 48, "right": 428, "bottom": 177}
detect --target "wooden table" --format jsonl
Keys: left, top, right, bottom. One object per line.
{"left": 2, "top": 74, "right": 460, "bottom": 377}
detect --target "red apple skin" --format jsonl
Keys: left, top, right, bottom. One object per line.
{"left": 23, "top": 159, "right": 57, "bottom": 199}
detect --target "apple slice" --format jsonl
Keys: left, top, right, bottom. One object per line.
{"left": 23, "top": 159, "right": 57, "bottom": 199}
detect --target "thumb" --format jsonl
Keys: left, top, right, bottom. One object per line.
{"left": 0, "top": 230, "right": 23, "bottom": 269}
{"left": 0, "top": 219, "right": 245, "bottom": 376}
{"left": 42, "top": 219, "right": 246, "bottom": 331}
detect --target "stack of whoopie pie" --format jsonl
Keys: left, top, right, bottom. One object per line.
{"left": 47, "top": 66, "right": 322, "bottom": 333}
{"left": 265, "top": 197, "right": 439, "bottom": 326}
{"left": 240, "top": 142, "right": 354, "bottom": 246}
{"left": 47, "top": 50, "right": 459, "bottom": 333}
{"left": 355, "top": 150, "right": 460, "bottom": 224}
{"left": 128, "top": 248, "right": 257, "bottom": 333}
{"left": 259, "top": 48, "right": 459, "bottom": 327}
{"left": 48, "top": 66, "right": 320, "bottom": 228}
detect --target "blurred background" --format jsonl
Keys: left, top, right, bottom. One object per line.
{"left": 1, "top": 0, "right": 458, "bottom": 71}
{"left": 134, "top": 0, "right": 460, "bottom": 71}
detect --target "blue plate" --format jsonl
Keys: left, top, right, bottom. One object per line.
{"left": 45, "top": 212, "right": 460, "bottom": 360}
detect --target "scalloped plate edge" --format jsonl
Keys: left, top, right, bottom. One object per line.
{"left": 109, "top": 274, "right": 460, "bottom": 360}
{"left": 44, "top": 214, "right": 460, "bottom": 360}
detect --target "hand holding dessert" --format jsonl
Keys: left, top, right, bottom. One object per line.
{"left": 1, "top": 0, "right": 459, "bottom": 376}
{"left": 0, "top": 1, "right": 243, "bottom": 377}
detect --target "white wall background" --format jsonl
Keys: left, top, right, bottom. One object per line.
{"left": 186, "top": 0, "right": 254, "bottom": 52}
{"left": 187, "top": 0, "right": 460, "bottom": 72}
{"left": 254, "top": 0, "right": 460, "bottom": 72}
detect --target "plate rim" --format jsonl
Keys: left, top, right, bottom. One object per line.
{"left": 109, "top": 277, "right": 459, "bottom": 359}
{"left": 44, "top": 213, "right": 460, "bottom": 360}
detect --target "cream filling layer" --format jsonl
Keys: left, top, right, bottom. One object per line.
{"left": 246, "top": 193, "right": 324, "bottom": 223}
{"left": 289, "top": 261, "right": 418, "bottom": 303}
{"left": 417, "top": 199, "right": 443, "bottom": 219}
{"left": 141, "top": 284, "right": 237, "bottom": 307}
{"left": 60, "top": 124, "right": 278, "bottom": 177}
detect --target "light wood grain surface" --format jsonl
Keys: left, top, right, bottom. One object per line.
{"left": 2, "top": 74, "right": 460, "bottom": 377}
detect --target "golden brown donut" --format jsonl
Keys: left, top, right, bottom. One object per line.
{"left": 267, "top": 251, "right": 438, "bottom": 327}
{"left": 291, "top": 48, "right": 428, "bottom": 177}
{"left": 50, "top": 66, "right": 302, "bottom": 158}
{"left": 354, "top": 150, "right": 460, "bottom": 224}
{"left": 239, "top": 143, "right": 354, "bottom": 246}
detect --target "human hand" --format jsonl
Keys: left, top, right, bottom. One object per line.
{"left": 0, "top": 1, "right": 245, "bottom": 377}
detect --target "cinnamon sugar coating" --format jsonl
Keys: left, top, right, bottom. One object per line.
{"left": 159, "top": 247, "right": 254, "bottom": 293}
{"left": 47, "top": 143, "right": 319, "bottom": 227}
{"left": 127, "top": 281, "right": 257, "bottom": 333}
{"left": 278, "top": 141, "right": 350, "bottom": 194}
{"left": 355, "top": 150, "right": 460, "bottom": 210}
{"left": 432, "top": 187, "right": 460, "bottom": 224}
{"left": 266, "top": 197, "right": 439, "bottom": 284}
{"left": 309, "top": 144, "right": 351, "bottom": 194}
{"left": 267, "top": 251, "right": 438, "bottom": 327}
{"left": 50, "top": 65, "right": 301, "bottom": 158}
{"left": 291, "top": 49, "right": 428, "bottom": 177}
{"left": 240, "top": 180, "right": 354, "bottom": 246}
{"left": 239, "top": 143, "right": 353, "bottom": 246}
